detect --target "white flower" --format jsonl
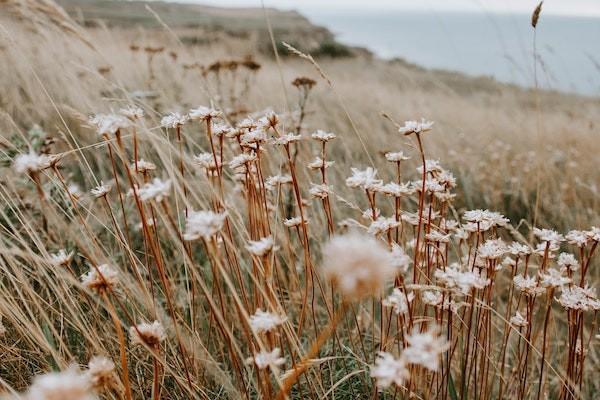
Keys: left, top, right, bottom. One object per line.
{"left": 87, "top": 356, "right": 115, "bottom": 390}
{"left": 284, "top": 217, "right": 307, "bottom": 228}
{"left": 246, "top": 236, "right": 278, "bottom": 256}
{"left": 586, "top": 227, "right": 600, "bottom": 242}
{"left": 90, "top": 182, "right": 112, "bottom": 198}
{"left": 120, "top": 106, "right": 144, "bottom": 120}
{"left": 422, "top": 290, "right": 443, "bottom": 306}
{"left": 434, "top": 264, "right": 489, "bottom": 294}
{"left": 398, "top": 118, "right": 434, "bottom": 135}
{"left": 508, "top": 242, "right": 532, "bottom": 256}
{"left": 248, "top": 348, "right": 286, "bottom": 370}
{"left": 81, "top": 264, "right": 118, "bottom": 292}
{"left": 161, "top": 112, "right": 189, "bottom": 128}
{"left": 189, "top": 106, "right": 222, "bottom": 120}
{"left": 565, "top": 230, "right": 589, "bottom": 247}
{"left": 513, "top": 274, "right": 545, "bottom": 296}
{"left": 510, "top": 311, "right": 528, "bottom": 327}
{"left": 321, "top": 232, "right": 397, "bottom": 300}
{"left": 403, "top": 325, "right": 449, "bottom": 371}
{"left": 385, "top": 151, "right": 410, "bottom": 162}
{"left": 129, "top": 321, "right": 166, "bottom": 348}
{"left": 477, "top": 239, "right": 507, "bottom": 260}
{"left": 370, "top": 352, "right": 409, "bottom": 388}
{"left": 416, "top": 159, "right": 443, "bottom": 175}
{"left": 382, "top": 288, "right": 414, "bottom": 315}
{"left": 308, "top": 157, "right": 334, "bottom": 170}
{"left": 193, "top": 152, "right": 221, "bottom": 171}
{"left": 183, "top": 210, "right": 227, "bottom": 241}
{"left": 346, "top": 167, "right": 383, "bottom": 191}
{"left": 380, "top": 182, "right": 414, "bottom": 197}
{"left": 137, "top": 178, "right": 171, "bottom": 202}
{"left": 133, "top": 159, "right": 157, "bottom": 173}
{"left": 50, "top": 249, "right": 74, "bottom": 267}
{"left": 425, "top": 230, "right": 451, "bottom": 243}
{"left": 557, "top": 252, "right": 579, "bottom": 271}
{"left": 212, "top": 123, "right": 232, "bottom": 137}
{"left": 368, "top": 217, "right": 400, "bottom": 236}
{"left": 241, "top": 128, "right": 268, "bottom": 145}
{"left": 229, "top": 153, "right": 256, "bottom": 170}
{"left": 311, "top": 130, "right": 337, "bottom": 142}
{"left": 13, "top": 151, "right": 54, "bottom": 174}
{"left": 539, "top": 268, "right": 571, "bottom": 288}
{"left": 249, "top": 309, "right": 286, "bottom": 333}
{"left": 266, "top": 175, "right": 293, "bottom": 190}
{"left": 309, "top": 183, "right": 332, "bottom": 199}
{"left": 533, "top": 228, "right": 564, "bottom": 244}
{"left": 556, "top": 286, "right": 600, "bottom": 311}
{"left": 90, "top": 113, "right": 130, "bottom": 136}
{"left": 26, "top": 367, "right": 95, "bottom": 400}
{"left": 273, "top": 133, "right": 302, "bottom": 145}
{"left": 390, "top": 244, "right": 412, "bottom": 273}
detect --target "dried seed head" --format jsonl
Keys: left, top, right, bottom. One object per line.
{"left": 531, "top": 1, "right": 543, "bottom": 28}
{"left": 86, "top": 356, "right": 115, "bottom": 391}
{"left": 130, "top": 320, "right": 166, "bottom": 348}
{"left": 25, "top": 367, "right": 95, "bottom": 400}
{"left": 81, "top": 264, "right": 118, "bottom": 293}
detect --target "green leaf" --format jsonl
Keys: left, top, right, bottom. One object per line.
{"left": 448, "top": 372, "right": 459, "bottom": 400}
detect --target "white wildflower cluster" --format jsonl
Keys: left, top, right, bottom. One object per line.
{"left": 249, "top": 309, "right": 286, "bottom": 334}
{"left": 370, "top": 325, "right": 448, "bottom": 389}
{"left": 136, "top": 178, "right": 171, "bottom": 202}
{"left": 556, "top": 286, "right": 600, "bottom": 311}
{"left": 398, "top": 119, "right": 434, "bottom": 135}
{"left": 161, "top": 112, "right": 189, "bottom": 128}
{"left": 382, "top": 288, "right": 414, "bottom": 315}
{"left": 247, "top": 348, "right": 286, "bottom": 370}
{"left": 80, "top": 264, "right": 118, "bottom": 292}
{"left": 13, "top": 151, "right": 56, "bottom": 174}
{"left": 513, "top": 274, "right": 545, "bottom": 296}
{"left": 129, "top": 320, "right": 166, "bottom": 348}
{"left": 90, "top": 113, "right": 130, "bottom": 136}
{"left": 246, "top": 236, "right": 278, "bottom": 256}
{"left": 346, "top": 167, "right": 382, "bottom": 191}
{"left": 183, "top": 210, "right": 227, "bottom": 241}
{"left": 434, "top": 264, "right": 490, "bottom": 295}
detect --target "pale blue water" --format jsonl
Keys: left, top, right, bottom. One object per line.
{"left": 303, "top": 10, "right": 600, "bottom": 96}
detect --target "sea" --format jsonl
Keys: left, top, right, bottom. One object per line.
{"left": 302, "top": 10, "right": 600, "bottom": 97}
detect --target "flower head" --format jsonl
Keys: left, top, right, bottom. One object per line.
{"left": 370, "top": 352, "right": 409, "bottom": 388}
{"left": 137, "top": 178, "right": 171, "bottom": 202}
{"left": 311, "top": 130, "right": 337, "bottom": 142}
{"left": 81, "top": 264, "right": 118, "bottom": 293}
{"left": 510, "top": 311, "right": 528, "bottom": 327}
{"left": 50, "top": 249, "right": 74, "bottom": 267}
{"left": 398, "top": 119, "right": 434, "bottom": 135}
{"left": 321, "top": 232, "right": 397, "bottom": 301}
{"left": 161, "top": 112, "right": 189, "bottom": 128}
{"left": 129, "top": 321, "right": 166, "bottom": 348}
{"left": 189, "top": 106, "right": 222, "bottom": 121}
{"left": 26, "top": 367, "right": 95, "bottom": 400}
{"left": 86, "top": 356, "right": 115, "bottom": 391}
{"left": 246, "top": 236, "right": 278, "bottom": 257}
{"left": 247, "top": 348, "right": 286, "bottom": 370}
{"left": 249, "top": 309, "right": 287, "bottom": 333}
{"left": 183, "top": 210, "right": 227, "bottom": 241}
{"left": 385, "top": 151, "right": 410, "bottom": 162}
{"left": 120, "top": 106, "right": 144, "bottom": 121}
{"left": 346, "top": 167, "right": 382, "bottom": 191}
{"left": 403, "top": 325, "right": 449, "bottom": 371}
{"left": 90, "top": 113, "right": 130, "bottom": 136}
{"left": 13, "top": 151, "right": 54, "bottom": 174}
{"left": 90, "top": 182, "right": 112, "bottom": 198}
{"left": 382, "top": 288, "right": 414, "bottom": 315}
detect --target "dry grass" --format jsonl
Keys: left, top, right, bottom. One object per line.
{"left": 0, "top": 1, "right": 598, "bottom": 399}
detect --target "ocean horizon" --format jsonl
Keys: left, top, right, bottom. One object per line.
{"left": 302, "top": 9, "right": 600, "bottom": 97}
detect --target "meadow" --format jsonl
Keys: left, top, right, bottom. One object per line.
{"left": 0, "top": 1, "right": 598, "bottom": 399}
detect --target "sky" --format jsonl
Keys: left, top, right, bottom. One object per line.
{"left": 172, "top": 0, "right": 600, "bottom": 17}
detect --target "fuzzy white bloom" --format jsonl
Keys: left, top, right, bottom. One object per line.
{"left": 416, "top": 159, "right": 444, "bottom": 175}
{"left": 477, "top": 239, "right": 507, "bottom": 260}
{"left": 129, "top": 321, "right": 166, "bottom": 348}
{"left": 309, "top": 183, "right": 332, "bottom": 199}
{"left": 266, "top": 175, "right": 293, "bottom": 190}
{"left": 462, "top": 209, "right": 509, "bottom": 231}
{"left": 212, "top": 123, "right": 232, "bottom": 137}
{"left": 510, "top": 311, "right": 529, "bottom": 327}
{"left": 13, "top": 151, "right": 54, "bottom": 174}
{"left": 434, "top": 264, "right": 490, "bottom": 294}
{"left": 183, "top": 210, "right": 227, "bottom": 241}
{"left": 587, "top": 227, "right": 600, "bottom": 242}
{"left": 380, "top": 182, "right": 414, "bottom": 197}
{"left": 193, "top": 152, "right": 221, "bottom": 171}
{"left": 26, "top": 367, "right": 95, "bottom": 400}
{"left": 425, "top": 230, "right": 451, "bottom": 243}
{"left": 321, "top": 232, "right": 397, "bottom": 300}
{"left": 513, "top": 274, "right": 545, "bottom": 296}
{"left": 137, "top": 178, "right": 171, "bottom": 202}
{"left": 346, "top": 167, "right": 383, "bottom": 191}
{"left": 398, "top": 118, "right": 434, "bottom": 135}
{"left": 370, "top": 352, "right": 409, "bottom": 388}
{"left": 81, "top": 264, "right": 118, "bottom": 292}
{"left": 90, "top": 113, "right": 130, "bottom": 136}
{"left": 382, "top": 288, "right": 414, "bottom": 315}
{"left": 86, "top": 356, "right": 115, "bottom": 390}
{"left": 557, "top": 252, "right": 579, "bottom": 272}
{"left": 368, "top": 217, "right": 401, "bottom": 236}
{"left": 565, "top": 230, "right": 589, "bottom": 247}
{"left": 229, "top": 153, "right": 256, "bottom": 170}
{"left": 249, "top": 309, "right": 287, "bottom": 333}
{"left": 556, "top": 286, "right": 600, "bottom": 311}
{"left": 120, "top": 106, "right": 144, "bottom": 120}
{"left": 385, "top": 151, "right": 410, "bottom": 162}
{"left": 273, "top": 133, "right": 302, "bottom": 145}
{"left": 50, "top": 249, "right": 74, "bottom": 267}
{"left": 308, "top": 157, "right": 334, "bottom": 170}
{"left": 403, "top": 325, "right": 449, "bottom": 371}
{"left": 246, "top": 236, "right": 278, "bottom": 256}
{"left": 248, "top": 348, "right": 286, "bottom": 370}
{"left": 90, "top": 182, "right": 112, "bottom": 198}
{"left": 189, "top": 106, "right": 222, "bottom": 120}
{"left": 133, "top": 159, "right": 157, "bottom": 173}
{"left": 311, "top": 130, "right": 337, "bottom": 142}
{"left": 422, "top": 290, "right": 444, "bottom": 306}
{"left": 508, "top": 242, "right": 532, "bottom": 256}
{"left": 161, "top": 112, "right": 189, "bottom": 128}
{"left": 390, "top": 244, "right": 412, "bottom": 273}
{"left": 533, "top": 228, "right": 564, "bottom": 244}
{"left": 241, "top": 128, "right": 268, "bottom": 146}
{"left": 283, "top": 217, "right": 307, "bottom": 228}
{"left": 539, "top": 268, "right": 571, "bottom": 288}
